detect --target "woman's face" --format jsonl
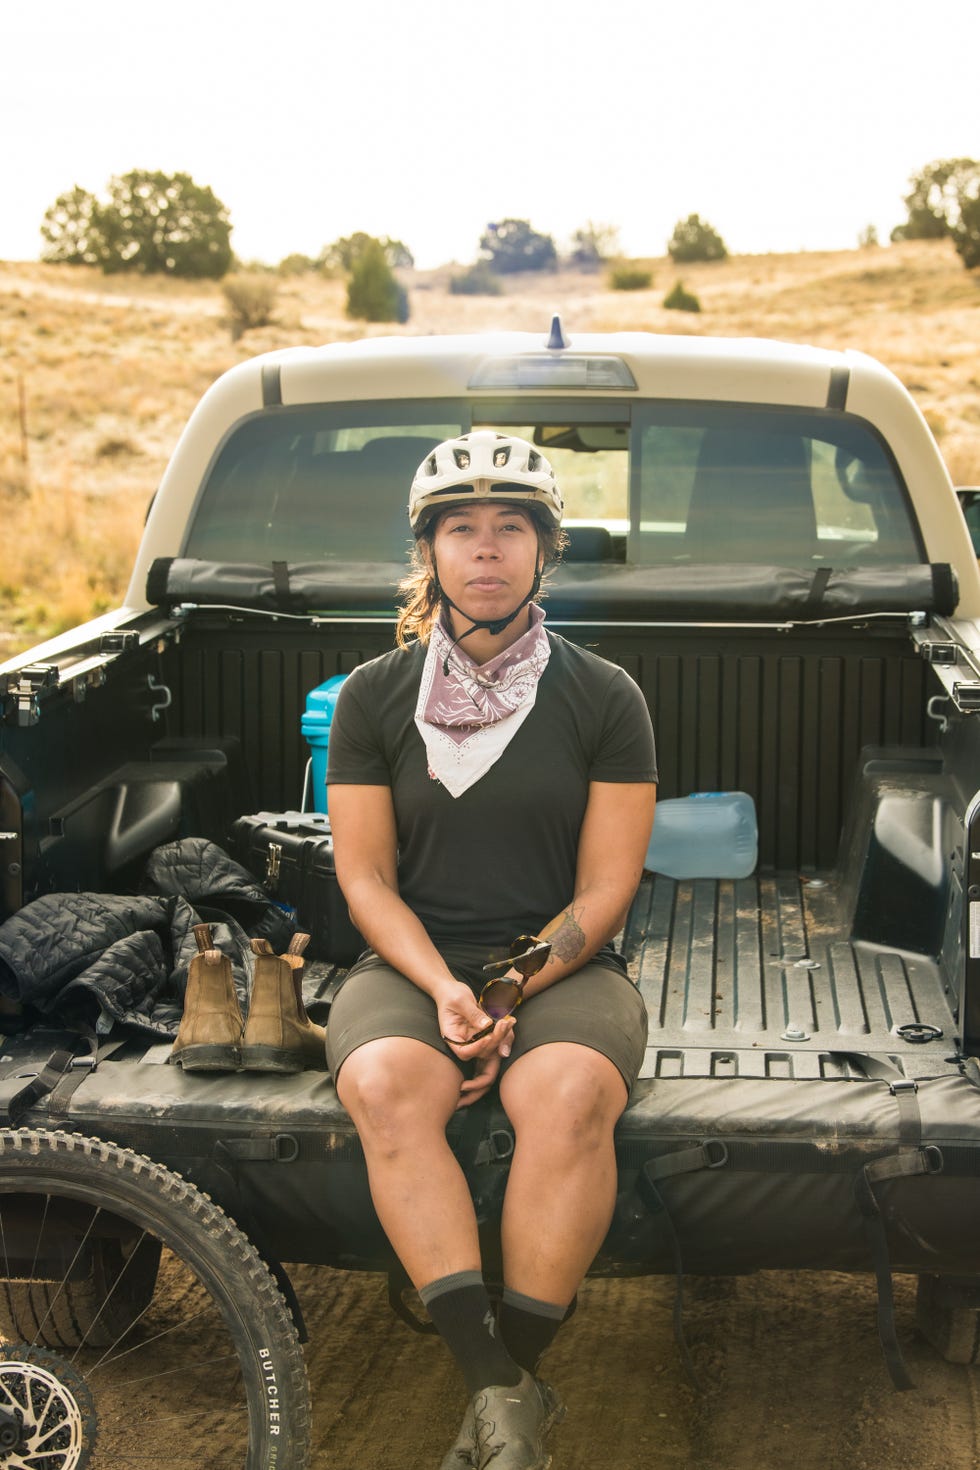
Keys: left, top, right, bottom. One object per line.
{"left": 429, "top": 502, "right": 542, "bottom": 635}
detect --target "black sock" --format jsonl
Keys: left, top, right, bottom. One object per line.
{"left": 497, "top": 1287, "right": 567, "bottom": 1374}
{"left": 419, "top": 1271, "right": 522, "bottom": 1395}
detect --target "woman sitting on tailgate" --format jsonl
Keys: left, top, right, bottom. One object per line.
{"left": 325, "top": 431, "right": 657, "bottom": 1470}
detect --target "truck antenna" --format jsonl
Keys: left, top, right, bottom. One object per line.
{"left": 546, "top": 314, "right": 568, "bottom": 350}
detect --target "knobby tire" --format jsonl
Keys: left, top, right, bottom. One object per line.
{"left": 0, "top": 1128, "right": 311, "bottom": 1469}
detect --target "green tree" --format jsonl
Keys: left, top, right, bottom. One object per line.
{"left": 40, "top": 171, "right": 233, "bottom": 277}
{"left": 891, "top": 158, "right": 980, "bottom": 241}
{"left": 322, "top": 232, "right": 414, "bottom": 271}
{"left": 346, "top": 238, "right": 409, "bottom": 322}
{"left": 96, "top": 170, "right": 233, "bottom": 277}
{"left": 667, "top": 214, "right": 728, "bottom": 263}
{"left": 479, "top": 219, "right": 557, "bottom": 274}
{"left": 568, "top": 221, "right": 619, "bottom": 269}
{"left": 40, "top": 185, "right": 103, "bottom": 265}
{"left": 952, "top": 188, "right": 980, "bottom": 270}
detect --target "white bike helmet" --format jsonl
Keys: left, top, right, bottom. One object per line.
{"left": 409, "top": 430, "right": 563, "bottom": 536}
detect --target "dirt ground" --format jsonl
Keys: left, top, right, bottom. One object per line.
{"left": 11, "top": 1173, "right": 978, "bottom": 1470}
{"left": 284, "top": 1264, "right": 980, "bottom": 1470}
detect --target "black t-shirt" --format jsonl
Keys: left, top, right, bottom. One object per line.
{"left": 326, "top": 631, "right": 658, "bottom": 945}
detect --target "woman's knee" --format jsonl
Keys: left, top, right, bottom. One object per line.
{"left": 337, "top": 1038, "right": 459, "bottom": 1139}
{"left": 502, "top": 1045, "right": 626, "bottom": 1148}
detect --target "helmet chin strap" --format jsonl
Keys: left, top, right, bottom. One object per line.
{"left": 434, "top": 561, "right": 543, "bottom": 675}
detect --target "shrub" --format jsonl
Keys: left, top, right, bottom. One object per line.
{"left": 346, "top": 239, "right": 410, "bottom": 323}
{"left": 95, "top": 435, "right": 140, "bottom": 460}
{"left": 277, "top": 253, "right": 320, "bottom": 276}
{"left": 667, "top": 214, "right": 727, "bottom": 263}
{"left": 663, "top": 280, "right": 701, "bottom": 312}
{"left": 449, "top": 261, "right": 502, "bottom": 296}
{"left": 609, "top": 264, "right": 652, "bottom": 291}
{"left": 222, "top": 273, "right": 279, "bottom": 340}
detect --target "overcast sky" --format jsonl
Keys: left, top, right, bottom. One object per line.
{"left": 3, "top": 0, "right": 978, "bottom": 269}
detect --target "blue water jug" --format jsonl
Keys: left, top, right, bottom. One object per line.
{"left": 644, "top": 791, "right": 758, "bottom": 879}
{"left": 301, "top": 675, "right": 348, "bottom": 815}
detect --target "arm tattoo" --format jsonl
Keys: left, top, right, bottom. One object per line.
{"left": 548, "top": 907, "right": 586, "bottom": 965}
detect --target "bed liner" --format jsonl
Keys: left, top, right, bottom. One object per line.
{"left": 627, "top": 872, "right": 957, "bottom": 1082}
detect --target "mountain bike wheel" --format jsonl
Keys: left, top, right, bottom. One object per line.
{"left": 0, "top": 1129, "right": 311, "bottom": 1469}
{"left": 0, "top": 1227, "right": 161, "bottom": 1351}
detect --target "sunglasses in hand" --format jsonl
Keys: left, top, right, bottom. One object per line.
{"left": 446, "top": 935, "right": 552, "bottom": 1047}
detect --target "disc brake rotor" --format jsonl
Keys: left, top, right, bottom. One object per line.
{"left": 0, "top": 1346, "right": 96, "bottom": 1470}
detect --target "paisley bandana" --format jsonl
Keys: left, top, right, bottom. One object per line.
{"left": 414, "top": 605, "right": 551, "bottom": 798}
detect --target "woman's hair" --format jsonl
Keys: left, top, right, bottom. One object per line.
{"left": 395, "top": 509, "right": 567, "bottom": 648}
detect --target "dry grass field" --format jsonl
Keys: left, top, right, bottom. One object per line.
{"left": 1, "top": 238, "right": 979, "bottom": 662}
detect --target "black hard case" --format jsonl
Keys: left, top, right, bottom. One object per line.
{"left": 229, "top": 811, "right": 365, "bottom": 966}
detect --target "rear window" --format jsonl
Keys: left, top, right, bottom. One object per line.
{"left": 633, "top": 404, "right": 922, "bottom": 565}
{"left": 184, "top": 407, "right": 462, "bottom": 562}
{"left": 183, "top": 398, "right": 923, "bottom": 568}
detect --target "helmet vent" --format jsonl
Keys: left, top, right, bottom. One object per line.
{"left": 453, "top": 449, "right": 471, "bottom": 469}
{"left": 493, "top": 447, "right": 510, "bottom": 468}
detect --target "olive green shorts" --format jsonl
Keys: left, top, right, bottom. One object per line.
{"left": 325, "top": 941, "right": 649, "bottom": 1091}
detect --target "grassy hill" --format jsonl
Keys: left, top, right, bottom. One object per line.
{"left": 1, "top": 239, "right": 978, "bottom": 659}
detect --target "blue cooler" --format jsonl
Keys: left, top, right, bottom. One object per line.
{"left": 645, "top": 791, "right": 758, "bottom": 879}
{"left": 301, "top": 675, "right": 348, "bottom": 815}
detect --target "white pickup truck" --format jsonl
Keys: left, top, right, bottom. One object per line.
{"left": 2, "top": 321, "right": 980, "bottom": 1469}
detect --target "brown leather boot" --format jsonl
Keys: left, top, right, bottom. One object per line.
{"left": 241, "top": 934, "right": 328, "bottom": 1073}
{"left": 172, "top": 924, "right": 244, "bottom": 1071}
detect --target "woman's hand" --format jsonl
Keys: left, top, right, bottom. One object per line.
{"left": 456, "top": 1042, "right": 512, "bottom": 1107}
{"left": 436, "top": 982, "right": 517, "bottom": 1108}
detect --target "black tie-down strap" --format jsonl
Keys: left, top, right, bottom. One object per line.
{"left": 636, "top": 1139, "right": 730, "bottom": 1391}
{"left": 636, "top": 1062, "right": 947, "bottom": 1396}
{"left": 0, "top": 1032, "right": 127, "bottom": 1127}
{"left": 207, "top": 1136, "right": 309, "bottom": 1341}
{"left": 838, "top": 1061, "right": 944, "bottom": 1391}
{"left": 0, "top": 1048, "right": 76, "bottom": 1125}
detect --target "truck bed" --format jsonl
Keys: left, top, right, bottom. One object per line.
{"left": 628, "top": 872, "right": 957, "bottom": 1082}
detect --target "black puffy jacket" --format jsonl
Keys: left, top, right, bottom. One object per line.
{"left": 0, "top": 839, "right": 294, "bottom": 1039}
